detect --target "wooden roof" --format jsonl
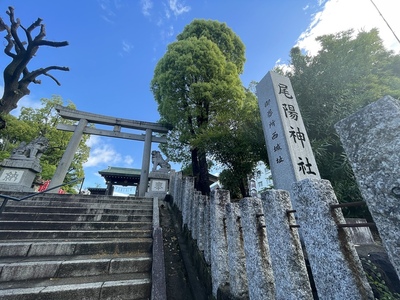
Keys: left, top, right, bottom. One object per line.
{"left": 98, "top": 167, "right": 141, "bottom": 186}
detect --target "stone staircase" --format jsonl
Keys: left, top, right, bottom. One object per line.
{"left": 0, "top": 193, "right": 163, "bottom": 300}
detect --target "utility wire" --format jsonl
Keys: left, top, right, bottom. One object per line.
{"left": 370, "top": 0, "right": 400, "bottom": 45}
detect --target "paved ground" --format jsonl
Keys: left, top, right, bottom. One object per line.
{"left": 160, "top": 201, "right": 210, "bottom": 300}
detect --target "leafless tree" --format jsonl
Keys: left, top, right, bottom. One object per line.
{"left": 0, "top": 6, "right": 69, "bottom": 128}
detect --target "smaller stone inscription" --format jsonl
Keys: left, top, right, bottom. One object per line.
{"left": 0, "top": 169, "right": 24, "bottom": 183}
{"left": 151, "top": 179, "right": 167, "bottom": 192}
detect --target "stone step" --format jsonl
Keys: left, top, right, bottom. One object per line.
{"left": 0, "top": 212, "right": 153, "bottom": 222}
{"left": 28, "top": 198, "right": 152, "bottom": 205}
{"left": 34, "top": 195, "right": 152, "bottom": 203}
{"left": 0, "top": 253, "right": 152, "bottom": 282}
{"left": 2, "top": 205, "right": 152, "bottom": 215}
{"left": 5, "top": 200, "right": 153, "bottom": 209}
{"left": 0, "top": 273, "right": 151, "bottom": 300}
{"left": 1, "top": 194, "right": 153, "bottom": 205}
{"left": 0, "top": 229, "right": 152, "bottom": 240}
{"left": 0, "top": 238, "right": 153, "bottom": 258}
{"left": 0, "top": 220, "right": 153, "bottom": 231}
{"left": 0, "top": 193, "right": 157, "bottom": 300}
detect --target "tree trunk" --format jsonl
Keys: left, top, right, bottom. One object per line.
{"left": 239, "top": 177, "right": 248, "bottom": 198}
{"left": 0, "top": 91, "right": 27, "bottom": 129}
{"left": 191, "top": 148, "right": 200, "bottom": 190}
{"left": 198, "top": 148, "right": 210, "bottom": 196}
{"left": 190, "top": 147, "right": 210, "bottom": 195}
{"left": 0, "top": 88, "right": 27, "bottom": 115}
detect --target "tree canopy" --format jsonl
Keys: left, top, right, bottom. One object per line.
{"left": 0, "top": 96, "right": 89, "bottom": 193}
{"left": 177, "top": 19, "right": 246, "bottom": 74}
{"left": 152, "top": 20, "right": 246, "bottom": 195}
{"left": 0, "top": 7, "right": 69, "bottom": 128}
{"left": 282, "top": 28, "right": 400, "bottom": 216}
{"left": 201, "top": 87, "right": 268, "bottom": 198}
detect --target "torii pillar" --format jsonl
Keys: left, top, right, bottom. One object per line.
{"left": 47, "top": 118, "right": 88, "bottom": 192}
{"left": 138, "top": 128, "right": 152, "bottom": 196}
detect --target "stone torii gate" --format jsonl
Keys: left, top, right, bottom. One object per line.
{"left": 48, "top": 105, "right": 169, "bottom": 196}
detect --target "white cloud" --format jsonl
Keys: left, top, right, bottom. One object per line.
{"left": 168, "top": 0, "right": 190, "bottom": 16}
{"left": 85, "top": 135, "right": 102, "bottom": 148}
{"left": 101, "top": 15, "right": 114, "bottom": 24}
{"left": 124, "top": 155, "right": 134, "bottom": 165}
{"left": 160, "top": 25, "right": 174, "bottom": 40}
{"left": 84, "top": 136, "right": 123, "bottom": 168}
{"left": 296, "top": 0, "right": 400, "bottom": 55}
{"left": 141, "top": 0, "right": 153, "bottom": 16}
{"left": 84, "top": 145, "right": 122, "bottom": 167}
{"left": 140, "top": 0, "right": 189, "bottom": 49}
{"left": 84, "top": 135, "right": 134, "bottom": 168}
{"left": 164, "top": 5, "right": 171, "bottom": 19}
{"left": 122, "top": 40, "right": 134, "bottom": 53}
{"left": 99, "top": 0, "right": 123, "bottom": 23}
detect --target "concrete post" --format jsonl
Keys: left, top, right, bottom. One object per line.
{"left": 197, "top": 195, "right": 207, "bottom": 251}
{"left": 178, "top": 174, "right": 184, "bottom": 211}
{"left": 335, "top": 95, "right": 400, "bottom": 279}
{"left": 169, "top": 170, "right": 176, "bottom": 197}
{"left": 261, "top": 190, "right": 313, "bottom": 300}
{"left": 138, "top": 128, "right": 152, "bottom": 197}
{"left": 226, "top": 202, "right": 249, "bottom": 298}
{"left": 204, "top": 195, "right": 211, "bottom": 264}
{"left": 292, "top": 179, "right": 374, "bottom": 300}
{"left": 210, "top": 189, "right": 230, "bottom": 297}
{"left": 173, "top": 172, "right": 182, "bottom": 209}
{"left": 187, "top": 188, "right": 195, "bottom": 233}
{"left": 192, "top": 191, "right": 201, "bottom": 240}
{"left": 49, "top": 118, "right": 88, "bottom": 192}
{"left": 182, "top": 177, "right": 194, "bottom": 228}
{"left": 239, "top": 197, "right": 275, "bottom": 300}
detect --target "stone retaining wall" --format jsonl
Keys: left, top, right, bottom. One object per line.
{"left": 168, "top": 171, "right": 383, "bottom": 299}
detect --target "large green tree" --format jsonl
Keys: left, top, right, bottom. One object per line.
{"left": 0, "top": 96, "right": 89, "bottom": 192}
{"left": 200, "top": 87, "right": 268, "bottom": 198}
{"left": 0, "top": 7, "right": 69, "bottom": 128}
{"left": 151, "top": 20, "right": 246, "bottom": 195}
{"left": 283, "top": 28, "right": 400, "bottom": 216}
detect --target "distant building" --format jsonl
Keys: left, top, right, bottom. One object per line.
{"left": 210, "top": 180, "right": 222, "bottom": 192}
{"left": 249, "top": 161, "right": 273, "bottom": 197}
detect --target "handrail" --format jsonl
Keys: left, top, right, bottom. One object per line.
{"left": 0, "top": 177, "right": 85, "bottom": 215}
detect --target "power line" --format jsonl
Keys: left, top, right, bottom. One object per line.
{"left": 370, "top": 0, "right": 400, "bottom": 46}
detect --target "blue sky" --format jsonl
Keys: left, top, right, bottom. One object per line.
{"left": 0, "top": 0, "right": 398, "bottom": 192}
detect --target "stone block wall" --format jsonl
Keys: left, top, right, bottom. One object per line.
{"left": 168, "top": 172, "right": 378, "bottom": 299}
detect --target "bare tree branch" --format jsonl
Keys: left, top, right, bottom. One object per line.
{"left": 3, "top": 32, "right": 16, "bottom": 58}
{"left": 0, "top": 6, "right": 69, "bottom": 119}
{"left": 33, "top": 23, "right": 46, "bottom": 43}
{"left": 26, "top": 17, "right": 42, "bottom": 34}
{"left": 6, "top": 7, "right": 24, "bottom": 53}
{"left": 37, "top": 40, "right": 69, "bottom": 47}
{"left": 22, "top": 66, "right": 70, "bottom": 86}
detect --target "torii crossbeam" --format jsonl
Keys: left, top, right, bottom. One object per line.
{"left": 49, "top": 105, "right": 169, "bottom": 196}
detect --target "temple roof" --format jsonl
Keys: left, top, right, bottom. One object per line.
{"left": 98, "top": 167, "right": 141, "bottom": 186}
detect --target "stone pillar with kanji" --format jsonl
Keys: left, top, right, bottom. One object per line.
{"left": 145, "top": 150, "right": 171, "bottom": 199}
{"left": 256, "top": 71, "right": 320, "bottom": 208}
